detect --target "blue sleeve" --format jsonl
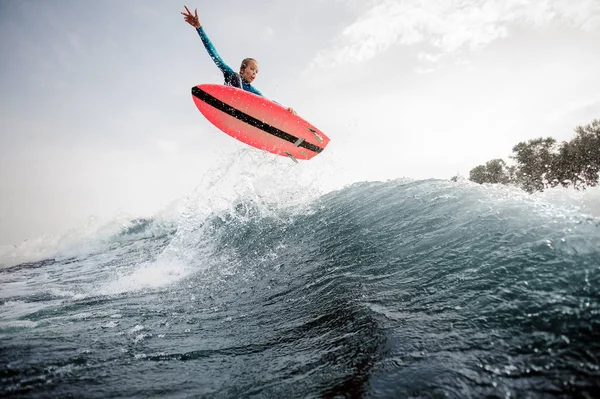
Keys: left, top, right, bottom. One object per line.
{"left": 196, "top": 27, "right": 235, "bottom": 78}
{"left": 247, "top": 84, "right": 280, "bottom": 105}
{"left": 197, "top": 27, "right": 282, "bottom": 105}
{"left": 246, "top": 84, "right": 263, "bottom": 97}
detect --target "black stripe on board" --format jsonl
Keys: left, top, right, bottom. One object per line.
{"left": 192, "top": 86, "right": 323, "bottom": 154}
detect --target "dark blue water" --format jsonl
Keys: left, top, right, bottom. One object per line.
{"left": 1, "top": 179, "right": 599, "bottom": 398}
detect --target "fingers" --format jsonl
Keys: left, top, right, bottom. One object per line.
{"left": 181, "top": 6, "right": 199, "bottom": 26}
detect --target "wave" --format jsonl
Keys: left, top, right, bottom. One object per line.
{"left": 1, "top": 177, "right": 599, "bottom": 396}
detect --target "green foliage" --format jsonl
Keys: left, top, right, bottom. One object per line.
{"left": 469, "top": 165, "right": 487, "bottom": 184}
{"left": 553, "top": 119, "right": 600, "bottom": 188}
{"left": 469, "top": 159, "right": 511, "bottom": 184}
{"left": 510, "top": 137, "right": 557, "bottom": 193}
{"left": 468, "top": 119, "right": 600, "bottom": 192}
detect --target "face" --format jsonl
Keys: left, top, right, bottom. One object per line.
{"left": 241, "top": 60, "right": 259, "bottom": 83}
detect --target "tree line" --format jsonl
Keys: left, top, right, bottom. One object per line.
{"left": 467, "top": 119, "right": 600, "bottom": 193}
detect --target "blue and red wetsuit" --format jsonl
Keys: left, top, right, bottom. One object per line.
{"left": 196, "top": 26, "right": 264, "bottom": 97}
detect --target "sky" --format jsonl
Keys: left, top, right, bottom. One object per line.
{"left": 1, "top": 0, "right": 599, "bottom": 246}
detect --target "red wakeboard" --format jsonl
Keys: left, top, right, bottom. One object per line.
{"left": 191, "top": 84, "right": 330, "bottom": 161}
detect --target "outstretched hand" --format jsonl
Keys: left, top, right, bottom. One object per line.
{"left": 181, "top": 6, "right": 201, "bottom": 28}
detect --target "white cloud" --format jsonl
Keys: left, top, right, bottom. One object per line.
{"left": 309, "top": 0, "right": 600, "bottom": 69}
{"left": 418, "top": 52, "right": 444, "bottom": 63}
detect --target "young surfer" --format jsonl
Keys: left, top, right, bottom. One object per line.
{"left": 181, "top": 6, "right": 296, "bottom": 115}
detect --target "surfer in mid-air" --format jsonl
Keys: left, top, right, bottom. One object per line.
{"left": 182, "top": 6, "right": 296, "bottom": 115}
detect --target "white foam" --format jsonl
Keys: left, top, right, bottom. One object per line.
{"left": 48, "top": 288, "right": 85, "bottom": 300}
{"left": 459, "top": 179, "right": 600, "bottom": 221}
{"left": 101, "top": 321, "right": 120, "bottom": 329}
{"left": 98, "top": 259, "right": 192, "bottom": 296}
{"left": 0, "top": 299, "right": 57, "bottom": 321}
{"left": 0, "top": 148, "right": 332, "bottom": 270}
{"left": 0, "top": 210, "right": 181, "bottom": 269}
{"left": 129, "top": 325, "right": 145, "bottom": 334}
{"left": 134, "top": 333, "right": 150, "bottom": 343}
{"left": 0, "top": 235, "right": 60, "bottom": 269}
{"left": 533, "top": 184, "right": 600, "bottom": 218}
{"left": 0, "top": 280, "right": 29, "bottom": 300}
{"left": 0, "top": 216, "right": 124, "bottom": 269}
{"left": 0, "top": 320, "right": 38, "bottom": 329}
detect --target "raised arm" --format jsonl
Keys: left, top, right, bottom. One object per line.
{"left": 195, "top": 27, "right": 235, "bottom": 76}
{"left": 181, "top": 6, "right": 234, "bottom": 76}
{"left": 181, "top": 6, "right": 296, "bottom": 114}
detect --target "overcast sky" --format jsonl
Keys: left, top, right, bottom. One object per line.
{"left": 1, "top": 0, "right": 599, "bottom": 246}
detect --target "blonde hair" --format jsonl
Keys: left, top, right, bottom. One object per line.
{"left": 240, "top": 58, "right": 257, "bottom": 73}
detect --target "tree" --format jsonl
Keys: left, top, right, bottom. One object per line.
{"left": 484, "top": 159, "right": 511, "bottom": 184}
{"left": 547, "top": 119, "right": 599, "bottom": 189}
{"left": 469, "top": 159, "right": 511, "bottom": 184}
{"left": 510, "top": 137, "right": 557, "bottom": 193}
{"left": 467, "top": 119, "right": 599, "bottom": 193}
{"left": 469, "top": 165, "right": 488, "bottom": 184}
